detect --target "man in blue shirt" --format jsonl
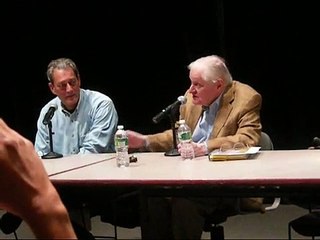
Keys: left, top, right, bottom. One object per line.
{"left": 34, "top": 57, "right": 119, "bottom": 239}
{"left": 35, "top": 57, "right": 118, "bottom": 157}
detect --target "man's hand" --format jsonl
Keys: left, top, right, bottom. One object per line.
{"left": 126, "top": 130, "right": 148, "bottom": 149}
{"left": 178, "top": 142, "right": 208, "bottom": 157}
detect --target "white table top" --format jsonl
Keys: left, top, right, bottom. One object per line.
{"left": 43, "top": 153, "right": 115, "bottom": 176}
{"left": 48, "top": 150, "right": 320, "bottom": 186}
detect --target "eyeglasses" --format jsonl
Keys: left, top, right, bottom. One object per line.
{"left": 219, "top": 142, "right": 249, "bottom": 153}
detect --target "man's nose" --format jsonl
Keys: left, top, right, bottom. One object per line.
{"left": 66, "top": 83, "right": 73, "bottom": 92}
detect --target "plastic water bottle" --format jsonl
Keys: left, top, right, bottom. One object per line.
{"left": 177, "top": 119, "right": 195, "bottom": 160}
{"left": 114, "top": 125, "right": 129, "bottom": 167}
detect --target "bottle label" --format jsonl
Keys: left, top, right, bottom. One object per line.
{"left": 178, "top": 131, "right": 192, "bottom": 141}
{"left": 115, "top": 138, "right": 128, "bottom": 148}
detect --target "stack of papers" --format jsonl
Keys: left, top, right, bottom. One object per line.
{"left": 208, "top": 147, "right": 261, "bottom": 161}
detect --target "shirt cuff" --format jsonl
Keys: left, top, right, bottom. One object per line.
{"left": 144, "top": 136, "right": 150, "bottom": 149}
{"left": 203, "top": 142, "right": 209, "bottom": 155}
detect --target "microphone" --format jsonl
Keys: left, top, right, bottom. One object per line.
{"left": 312, "top": 137, "right": 320, "bottom": 149}
{"left": 42, "top": 104, "right": 57, "bottom": 125}
{"left": 152, "top": 96, "right": 187, "bottom": 124}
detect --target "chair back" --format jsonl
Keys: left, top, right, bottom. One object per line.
{"left": 259, "top": 132, "right": 274, "bottom": 150}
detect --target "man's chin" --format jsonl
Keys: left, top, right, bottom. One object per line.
{"left": 192, "top": 98, "right": 201, "bottom": 105}
{"left": 64, "top": 97, "right": 78, "bottom": 107}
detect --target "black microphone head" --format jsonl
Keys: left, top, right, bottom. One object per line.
{"left": 42, "top": 104, "right": 58, "bottom": 125}
{"left": 152, "top": 96, "right": 186, "bottom": 124}
{"left": 312, "top": 137, "right": 320, "bottom": 148}
{"left": 49, "top": 104, "right": 58, "bottom": 110}
{"left": 177, "top": 96, "right": 187, "bottom": 105}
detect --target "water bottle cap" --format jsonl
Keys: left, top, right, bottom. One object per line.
{"left": 179, "top": 119, "right": 185, "bottom": 124}
{"left": 117, "top": 125, "right": 124, "bottom": 130}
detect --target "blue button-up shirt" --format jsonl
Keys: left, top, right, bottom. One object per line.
{"left": 35, "top": 89, "right": 118, "bottom": 156}
{"left": 192, "top": 95, "right": 222, "bottom": 143}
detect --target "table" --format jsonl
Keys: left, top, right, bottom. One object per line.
{"left": 48, "top": 150, "right": 320, "bottom": 194}
{"left": 43, "top": 153, "right": 115, "bottom": 176}
{"left": 45, "top": 150, "right": 320, "bottom": 239}
{"left": 46, "top": 149, "right": 320, "bottom": 206}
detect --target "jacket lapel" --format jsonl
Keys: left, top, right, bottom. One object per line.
{"left": 189, "top": 105, "right": 203, "bottom": 131}
{"left": 212, "top": 83, "right": 234, "bottom": 137}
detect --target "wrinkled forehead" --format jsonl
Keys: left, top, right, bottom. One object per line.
{"left": 189, "top": 68, "right": 202, "bottom": 79}
{"left": 189, "top": 67, "right": 215, "bottom": 84}
{"left": 52, "top": 67, "right": 77, "bottom": 82}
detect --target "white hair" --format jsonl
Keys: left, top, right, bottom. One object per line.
{"left": 188, "top": 55, "right": 233, "bottom": 84}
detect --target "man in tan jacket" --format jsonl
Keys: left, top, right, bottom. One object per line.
{"left": 127, "top": 55, "right": 262, "bottom": 239}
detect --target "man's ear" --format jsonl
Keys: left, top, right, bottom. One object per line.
{"left": 216, "top": 78, "right": 224, "bottom": 90}
{"left": 48, "top": 82, "right": 56, "bottom": 95}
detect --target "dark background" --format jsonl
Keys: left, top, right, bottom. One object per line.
{"left": 1, "top": 0, "right": 319, "bottom": 150}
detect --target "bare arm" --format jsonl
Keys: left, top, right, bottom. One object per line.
{"left": 0, "top": 118, "right": 76, "bottom": 239}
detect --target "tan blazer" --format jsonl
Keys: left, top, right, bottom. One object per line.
{"left": 147, "top": 80, "right": 264, "bottom": 212}
{"left": 148, "top": 80, "right": 262, "bottom": 152}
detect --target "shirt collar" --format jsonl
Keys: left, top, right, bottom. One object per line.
{"left": 203, "top": 94, "right": 222, "bottom": 114}
{"left": 60, "top": 89, "right": 83, "bottom": 116}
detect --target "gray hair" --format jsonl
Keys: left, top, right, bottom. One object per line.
{"left": 188, "top": 55, "right": 233, "bottom": 84}
{"left": 46, "top": 58, "right": 80, "bottom": 83}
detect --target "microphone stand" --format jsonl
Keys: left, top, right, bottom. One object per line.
{"left": 42, "top": 120, "right": 63, "bottom": 159}
{"left": 164, "top": 106, "right": 180, "bottom": 156}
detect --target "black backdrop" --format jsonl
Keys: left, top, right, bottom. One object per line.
{"left": 2, "top": 0, "right": 320, "bottom": 150}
